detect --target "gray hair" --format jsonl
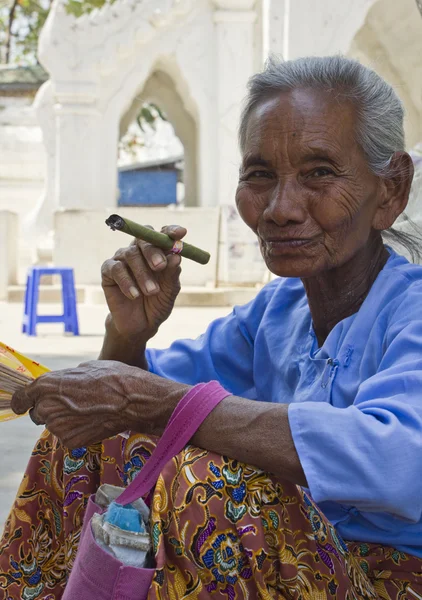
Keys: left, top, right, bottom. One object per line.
{"left": 239, "top": 55, "right": 405, "bottom": 176}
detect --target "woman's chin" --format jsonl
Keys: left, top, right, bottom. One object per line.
{"left": 265, "top": 256, "right": 323, "bottom": 279}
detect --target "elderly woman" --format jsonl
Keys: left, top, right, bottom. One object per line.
{"left": 1, "top": 56, "right": 422, "bottom": 600}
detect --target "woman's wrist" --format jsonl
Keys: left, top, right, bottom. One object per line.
{"left": 99, "top": 315, "right": 150, "bottom": 368}
{"left": 124, "top": 369, "right": 191, "bottom": 436}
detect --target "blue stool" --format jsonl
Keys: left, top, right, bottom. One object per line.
{"left": 23, "top": 267, "right": 79, "bottom": 336}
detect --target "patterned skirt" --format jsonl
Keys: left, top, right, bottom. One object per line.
{"left": 0, "top": 429, "right": 421, "bottom": 600}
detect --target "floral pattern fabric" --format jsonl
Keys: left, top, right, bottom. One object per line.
{"left": 1, "top": 430, "right": 421, "bottom": 599}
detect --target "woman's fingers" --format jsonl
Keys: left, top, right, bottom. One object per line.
{"left": 136, "top": 239, "right": 168, "bottom": 271}
{"left": 161, "top": 224, "right": 187, "bottom": 240}
{"left": 124, "top": 244, "right": 160, "bottom": 295}
{"left": 102, "top": 258, "right": 141, "bottom": 299}
{"left": 102, "top": 224, "right": 186, "bottom": 298}
{"left": 12, "top": 377, "right": 54, "bottom": 424}
{"left": 135, "top": 224, "right": 187, "bottom": 271}
{"left": 131, "top": 225, "right": 168, "bottom": 272}
{"left": 127, "top": 225, "right": 185, "bottom": 289}
{"left": 161, "top": 253, "right": 182, "bottom": 290}
{"left": 29, "top": 406, "right": 45, "bottom": 426}
{"left": 11, "top": 382, "right": 39, "bottom": 415}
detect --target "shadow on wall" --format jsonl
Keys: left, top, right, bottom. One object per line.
{"left": 349, "top": 0, "right": 422, "bottom": 148}
{"left": 120, "top": 69, "right": 198, "bottom": 208}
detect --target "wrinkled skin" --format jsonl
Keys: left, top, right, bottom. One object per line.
{"left": 101, "top": 225, "right": 186, "bottom": 341}
{"left": 236, "top": 88, "right": 411, "bottom": 278}
{"left": 11, "top": 361, "right": 189, "bottom": 449}
{"left": 13, "top": 223, "right": 190, "bottom": 447}
{"left": 236, "top": 88, "right": 413, "bottom": 342}
{"left": 13, "top": 88, "right": 414, "bottom": 449}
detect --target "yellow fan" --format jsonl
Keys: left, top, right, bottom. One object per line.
{"left": 0, "top": 342, "right": 49, "bottom": 422}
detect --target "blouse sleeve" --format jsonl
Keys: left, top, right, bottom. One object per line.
{"left": 145, "top": 282, "right": 277, "bottom": 397}
{"left": 288, "top": 309, "right": 422, "bottom": 522}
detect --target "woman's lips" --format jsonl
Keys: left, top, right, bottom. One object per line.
{"left": 262, "top": 238, "right": 316, "bottom": 254}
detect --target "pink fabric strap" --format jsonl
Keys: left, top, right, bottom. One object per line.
{"left": 116, "top": 381, "right": 231, "bottom": 506}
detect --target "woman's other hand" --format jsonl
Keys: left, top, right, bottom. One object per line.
{"left": 101, "top": 225, "right": 186, "bottom": 343}
{"left": 11, "top": 361, "right": 189, "bottom": 449}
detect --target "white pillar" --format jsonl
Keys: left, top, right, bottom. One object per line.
{"left": 267, "top": 0, "right": 376, "bottom": 60}
{"left": 213, "top": 2, "right": 268, "bottom": 284}
{"left": 213, "top": 1, "right": 257, "bottom": 206}
{"left": 23, "top": 81, "right": 56, "bottom": 248}
{"left": 54, "top": 88, "right": 117, "bottom": 210}
{"left": 0, "top": 211, "right": 18, "bottom": 300}
{"left": 267, "top": 0, "right": 289, "bottom": 58}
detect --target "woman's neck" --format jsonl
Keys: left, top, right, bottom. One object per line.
{"left": 302, "top": 237, "right": 389, "bottom": 347}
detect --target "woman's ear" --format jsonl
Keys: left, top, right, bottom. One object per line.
{"left": 372, "top": 152, "right": 414, "bottom": 231}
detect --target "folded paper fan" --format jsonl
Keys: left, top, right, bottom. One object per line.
{"left": 0, "top": 342, "right": 49, "bottom": 422}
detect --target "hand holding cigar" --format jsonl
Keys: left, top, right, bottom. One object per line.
{"left": 105, "top": 215, "right": 210, "bottom": 265}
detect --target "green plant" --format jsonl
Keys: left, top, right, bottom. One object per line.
{"left": 0, "top": 0, "right": 166, "bottom": 152}
{"left": 137, "top": 103, "right": 167, "bottom": 132}
{"left": 64, "top": 0, "right": 118, "bottom": 18}
{"left": 0, "top": 0, "right": 118, "bottom": 64}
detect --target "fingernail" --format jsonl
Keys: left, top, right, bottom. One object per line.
{"left": 146, "top": 280, "right": 158, "bottom": 293}
{"left": 152, "top": 253, "right": 165, "bottom": 267}
{"left": 130, "top": 286, "right": 140, "bottom": 298}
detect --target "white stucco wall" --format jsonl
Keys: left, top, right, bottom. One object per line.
{"left": 0, "top": 96, "right": 45, "bottom": 182}
{"left": 54, "top": 207, "right": 220, "bottom": 287}
{"left": 4, "top": 0, "right": 420, "bottom": 288}
{"left": 32, "top": 0, "right": 259, "bottom": 222}
{"left": 33, "top": 0, "right": 421, "bottom": 218}
{"left": 279, "top": 0, "right": 377, "bottom": 59}
{"left": 349, "top": 0, "right": 422, "bottom": 148}
{"left": 0, "top": 211, "right": 18, "bottom": 300}
{"left": 0, "top": 95, "right": 46, "bottom": 240}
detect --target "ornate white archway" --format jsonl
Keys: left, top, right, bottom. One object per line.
{"left": 30, "top": 0, "right": 258, "bottom": 238}
{"left": 268, "top": 0, "right": 378, "bottom": 60}
{"left": 28, "top": 0, "right": 421, "bottom": 248}
{"left": 120, "top": 68, "right": 199, "bottom": 207}
{"left": 349, "top": 0, "right": 422, "bottom": 148}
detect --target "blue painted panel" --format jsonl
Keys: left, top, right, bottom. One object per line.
{"left": 118, "top": 169, "right": 177, "bottom": 206}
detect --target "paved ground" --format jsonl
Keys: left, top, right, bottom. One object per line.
{"left": 0, "top": 301, "right": 231, "bottom": 528}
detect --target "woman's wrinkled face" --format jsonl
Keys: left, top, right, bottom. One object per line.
{"left": 236, "top": 88, "right": 386, "bottom": 278}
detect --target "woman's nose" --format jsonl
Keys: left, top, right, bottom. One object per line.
{"left": 263, "top": 180, "right": 307, "bottom": 226}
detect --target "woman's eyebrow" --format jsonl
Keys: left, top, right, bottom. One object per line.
{"left": 301, "top": 152, "right": 343, "bottom": 167}
{"left": 242, "top": 155, "right": 272, "bottom": 169}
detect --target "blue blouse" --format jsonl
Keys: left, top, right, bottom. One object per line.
{"left": 146, "top": 249, "right": 422, "bottom": 557}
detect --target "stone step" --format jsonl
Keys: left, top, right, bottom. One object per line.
{"left": 8, "top": 284, "right": 86, "bottom": 304}
{"left": 7, "top": 285, "right": 260, "bottom": 307}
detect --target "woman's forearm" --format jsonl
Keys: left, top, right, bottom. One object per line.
{"left": 99, "top": 315, "right": 149, "bottom": 369}
{"left": 192, "top": 396, "right": 307, "bottom": 486}
{"left": 106, "top": 363, "right": 306, "bottom": 485}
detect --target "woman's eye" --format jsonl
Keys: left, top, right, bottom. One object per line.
{"left": 246, "top": 170, "right": 272, "bottom": 180}
{"left": 311, "top": 167, "right": 335, "bottom": 178}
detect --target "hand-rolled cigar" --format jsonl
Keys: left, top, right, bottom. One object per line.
{"left": 105, "top": 214, "right": 210, "bottom": 265}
